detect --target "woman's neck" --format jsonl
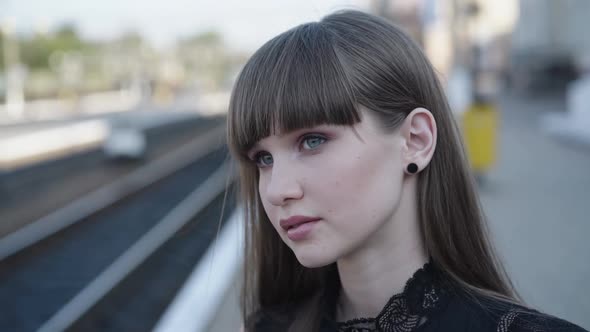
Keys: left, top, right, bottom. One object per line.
{"left": 335, "top": 186, "right": 427, "bottom": 321}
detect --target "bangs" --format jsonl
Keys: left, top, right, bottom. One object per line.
{"left": 228, "top": 22, "right": 360, "bottom": 160}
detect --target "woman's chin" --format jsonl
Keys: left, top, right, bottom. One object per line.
{"left": 293, "top": 251, "right": 337, "bottom": 268}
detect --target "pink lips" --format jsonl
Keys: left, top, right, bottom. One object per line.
{"left": 280, "top": 216, "right": 320, "bottom": 241}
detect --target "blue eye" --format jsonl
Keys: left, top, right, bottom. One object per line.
{"left": 302, "top": 135, "right": 327, "bottom": 150}
{"left": 254, "top": 152, "right": 273, "bottom": 168}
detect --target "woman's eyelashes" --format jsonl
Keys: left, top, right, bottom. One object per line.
{"left": 253, "top": 152, "right": 273, "bottom": 168}
{"left": 301, "top": 134, "right": 327, "bottom": 150}
{"left": 251, "top": 134, "right": 328, "bottom": 168}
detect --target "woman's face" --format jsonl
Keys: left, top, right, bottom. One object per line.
{"left": 248, "top": 109, "right": 407, "bottom": 268}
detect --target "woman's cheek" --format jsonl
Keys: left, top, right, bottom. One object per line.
{"left": 258, "top": 177, "right": 275, "bottom": 218}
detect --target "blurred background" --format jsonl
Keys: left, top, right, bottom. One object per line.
{"left": 0, "top": 0, "right": 589, "bottom": 331}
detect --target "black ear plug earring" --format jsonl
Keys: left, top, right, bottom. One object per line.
{"left": 407, "top": 163, "right": 418, "bottom": 174}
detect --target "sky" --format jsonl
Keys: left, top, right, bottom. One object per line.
{"left": 1, "top": 0, "right": 372, "bottom": 51}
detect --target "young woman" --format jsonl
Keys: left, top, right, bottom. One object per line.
{"left": 226, "top": 10, "right": 588, "bottom": 332}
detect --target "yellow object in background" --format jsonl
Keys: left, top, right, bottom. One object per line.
{"left": 462, "top": 103, "right": 498, "bottom": 172}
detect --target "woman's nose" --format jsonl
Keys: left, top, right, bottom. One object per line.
{"left": 264, "top": 162, "right": 304, "bottom": 206}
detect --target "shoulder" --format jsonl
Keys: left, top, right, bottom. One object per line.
{"left": 444, "top": 293, "right": 588, "bottom": 332}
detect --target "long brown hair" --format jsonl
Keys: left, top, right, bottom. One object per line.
{"left": 227, "top": 10, "right": 518, "bottom": 332}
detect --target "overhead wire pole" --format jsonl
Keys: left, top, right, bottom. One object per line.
{"left": 1, "top": 18, "right": 24, "bottom": 118}
{"left": 370, "top": 0, "right": 392, "bottom": 21}
{"left": 451, "top": 0, "right": 469, "bottom": 69}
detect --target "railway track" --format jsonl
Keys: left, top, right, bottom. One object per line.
{"left": 0, "top": 115, "right": 226, "bottom": 237}
{"left": 0, "top": 122, "right": 238, "bottom": 332}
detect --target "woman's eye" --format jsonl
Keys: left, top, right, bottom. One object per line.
{"left": 254, "top": 152, "right": 273, "bottom": 167}
{"left": 250, "top": 134, "right": 326, "bottom": 168}
{"left": 301, "top": 135, "right": 327, "bottom": 150}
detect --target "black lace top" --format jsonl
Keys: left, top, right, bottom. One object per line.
{"left": 332, "top": 262, "right": 448, "bottom": 332}
{"left": 250, "top": 262, "right": 588, "bottom": 332}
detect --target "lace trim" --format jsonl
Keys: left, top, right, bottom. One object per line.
{"left": 496, "top": 308, "right": 576, "bottom": 332}
{"left": 335, "top": 262, "right": 449, "bottom": 332}
{"left": 497, "top": 309, "right": 520, "bottom": 332}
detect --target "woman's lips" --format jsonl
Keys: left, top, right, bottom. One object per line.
{"left": 286, "top": 220, "right": 320, "bottom": 241}
{"left": 279, "top": 216, "right": 321, "bottom": 230}
{"left": 279, "top": 216, "right": 321, "bottom": 241}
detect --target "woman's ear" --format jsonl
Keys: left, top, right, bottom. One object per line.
{"left": 401, "top": 107, "right": 437, "bottom": 174}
